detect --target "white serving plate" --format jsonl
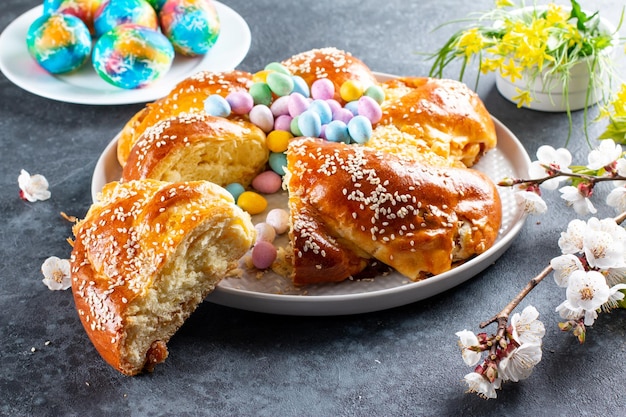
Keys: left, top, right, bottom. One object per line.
{"left": 91, "top": 73, "right": 531, "bottom": 316}
{"left": 0, "top": 2, "right": 251, "bottom": 105}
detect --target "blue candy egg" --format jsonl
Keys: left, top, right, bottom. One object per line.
{"left": 298, "top": 110, "right": 322, "bottom": 137}
{"left": 308, "top": 99, "right": 332, "bottom": 125}
{"left": 325, "top": 120, "right": 351, "bottom": 143}
{"left": 291, "top": 75, "right": 310, "bottom": 97}
{"left": 204, "top": 94, "right": 231, "bottom": 117}
{"left": 269, "top": 152, "right": 288, "bottom": 175}
{"left": 225, "top": 182, "right": 245, "bottom": 201}
{"left": 347, "top": 115, "right": 372, "bottom": 144}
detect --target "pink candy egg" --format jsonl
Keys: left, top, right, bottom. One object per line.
{"left": 311, "top": 78, "right": 335, "bottom": 100}
{"left": 357, "top": 95, "right": 382, "bottom": 123}
{"left": 274, "top": 114, "right": 292, "bottom": 131}
{"left": 252, "top": 170, "right": 282, "bottom": 194}
{"left": 226, "top": 91, "right": 254, "bottom": 115}
{"left": 251, "top": 241, "right": 277, "bottom": 270}
{"left": 249, "top": 104, "right": 274, "bottom": 132}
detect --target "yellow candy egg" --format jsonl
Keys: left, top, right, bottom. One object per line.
{"left": 237, "top": 191, "right": 268, "bottom": 215}
{"left": 252, "top": 69, "right": 272, "bottom": 83}
{"left": 339, "top": 80, "right": 364, "bottom": 102}
{"left": 266, "top": 130, "right": 293, "bottom": 153}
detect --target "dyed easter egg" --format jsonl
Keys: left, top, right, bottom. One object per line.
{"left": 55, "top": 0, "right": 104, "bottom": 33}
{"left": 43, "top": 0, "right": 65, "bottom": 15}
{"left": 94, "top": 0, "right": 158, "bottom": 38}
{"left": 26, "top": 13, "right": 92, "bottom": 74}
{"left": 92, "top": 24, "right": 174, "bottom": 89}
{"left": 145, "top": 0, "right": 167, "bottom": 12}
{"left": 159, "top": 0, "right": 221, "bottom": 56}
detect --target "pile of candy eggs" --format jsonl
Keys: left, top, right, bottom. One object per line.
{"left": 27, "top": 0, "right": 221, "bottom": 89}
{"left": 204, "top": 62, "right": 385, "bottom": 270}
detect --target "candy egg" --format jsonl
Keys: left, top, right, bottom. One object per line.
{"left": 225, "top": 91, "right": 254, "bottom": 115}
{"left": 311, "top": 78, "right": 334, "bottom": 100}
{"left": 249, "top": 104, "right": 274, "bottom": 133}
{"left": 203, "top": 94, "right": 231, "bottom": 117}
{"left": 347, "top": 115, "right": 373, "bottom": 144}
{"left": 274, "top": 115, "right": 293, "bottom": 132}
{"left": 297, "top": 110, "right": 322, "bottom": 137}
{"left": 332, "top": 107, "right": 354, "bottom": 124}
{"left": 92, "top": 24, "right": 174, "bottom": 89}
{"left": 251, "top": 241, "right": 277, "bottom": 270}
{"left": 255, "top": 222, "right": 276, "bottom": 243}
{"left": 308, "top": 99, "right": 332, "bottom": 125}
{"left": 252, "top": 170, "right": 283, "bottom": 194}
{"left": 325, "top": 120, "right": 350, "bottom": 143}
{"left": 159, "top": 0, "right": 221, "bottom": 56}
{"left": 291, "top": 75, "right": 310, "bottom": 97}
{"left": 266, "top": 130, "right": 292, "bottom": 153}
{"left": 268, "top": 152, "right": 288, "bottom": 175}
{"left": 94, "top": 0, "right": 158, "bottom": 38}
{"left": 270, "top": 95, "right": 290, "bottom": 117}
{"left": 287, "top": 92, "right": 309, "bottom": 117}
{"left": 249, "top": 82, "right": 272, "bottom": 106}
{"left": 339, "top": 79, "right": 364, "bottom": 102}
{"left": 357, "top": 95, "right": 382, "bottom": 124}
{"left": 344, "top": 100, "right": 359, "bottom": 116}
{"left": 364, "top": 84, "right": 385, "bottom": 104}
{"left": 26, "top": 13, "right": 92, "bottom": 74}
{"left": 43, "top": 0, "right": 64, "bottom": 15}
{"left": 266, "top": 71, "right": 294, "bottom": 97}
{"left": 237, "top": 191, "right": 268, "bottom": 215}
{"left": 266, "top": 208, "right": 289, "bottom": 234}
{"left": 225, "top": 182, "right": 245, "bottom": 201}
{"left": 264, "top": 62, "right": 290, "bottom": 75}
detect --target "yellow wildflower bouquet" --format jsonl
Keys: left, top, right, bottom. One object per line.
{"left": 429, "top": 0, "right": 622, "bottom": 116}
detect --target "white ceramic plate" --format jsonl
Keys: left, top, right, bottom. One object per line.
{"left": 91, "top": 73, "right": 531, "bottom": 316}
{"left": 0, "top": 2, "right": 251, "bottom": 105}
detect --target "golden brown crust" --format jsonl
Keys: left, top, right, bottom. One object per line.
{"left": 286, "top": 138, "right": 501, "bottom": 285}
{"left": 379, "top": 77, "right": 497, "bottom": 167}
{"left": 281, "top": 47, "right": 378, "bottom": 104}
{"left": 117, "top": 70, "right": 253, "bottom": 166}
{"left": 70, "top": 179, "right": 255, "bottom": 375}
{"left": 121, "top": 112, "right": 269, "bottom": 187}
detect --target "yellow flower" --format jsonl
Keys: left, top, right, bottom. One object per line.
{"left": 512, "top": 88, "right": 533, "bottom": 108}
{"left": 480, "top": 57, "right": 503, "bottom": 74}
{"left": 612, "top": 84, "right": 626, "bottom": 116}
{"left": 499, "top": 59, "right": 523, "bottom": 82}
{"left": 455, "top": 28, "right": 486, "bottom": 59}
{"left": 495, "top": 0, "right": 514, "bottom": 7}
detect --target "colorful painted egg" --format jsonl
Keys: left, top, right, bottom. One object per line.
{"left": 159, "top": 0, "right": 220, "bottom": 56}
{"left": 26, "top": 13, "right": 92, "bottom": 74}
{"left": 42, "top": 0, "right": 64, "bottom": 15}
{"left": 94, "top": 0, "right": 159, "bottom": 38}
{"left": 92, "top": 24, "right": 174, "bottom": 89}
{"left": 53, "top": 0, "right": 103, "bottom": 33}
{"left": 144, "top": 0, "right": 167, "bottom": 12}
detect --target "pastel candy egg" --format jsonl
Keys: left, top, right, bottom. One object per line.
{"left": 255, "top": 222, "right": 276, "bottom": 243}
{"left": 311, "top": 78, "right": 334, "bottom": 100}
{"left": 251, "top": 241, "right": 277, "bottom": 270}
{"left": 266, "top": 130, "right": 292, "bottom": 153}
{"left": 249, "top": 82, "right": 272, "bottom": 106}
{"left": 287, "top": 92, "right": 309, "bottom": 117}
{"left": 249, "top": 104, "right": 274, "bottom": 133}
{"left": 347, "top": 115, "right": 372, "bottom": 144}
{"left": 325, "top": 99, "right": 341, "bottom": 115}
{"left": 92, "top": 24, "right": 174, "bottom": 89}
{"left": 160, "top": 0, "right": 221, "bottom": 56}
{"left": 252, "top": 69, "right": 271, "bottom": 83}
{"left": 291, "top": 75, "right": 310, "bottom": 97}
{"left": 266, "top": 71, "right": 294, "bottom": 97}
{"left": 297, "top": 110, "right": 322, "bottom": 137}
{"left": 339, "top": 79, "right": 364, "bottom": 102}
{"left": 237, "top": 191, "right": 267, "bottom": 215}
{"left": 270, "top": 95, "right": 290, "bottom": 116}
{"left": 94, "top": 0, "right": 158, "bottom": 38}
{"left": 357, "top": 95, "right": 382, "bottom": 123}
{"left": 269, "top": 152, "right": 288, "bottom": 175}
{"left": 344, "top": 100, "right": 359, "bottom": 116}
{"left": 325, "top": 120, "right": 350, "bottom": 143}
{"left": 308, "top": 99, "right": 332, "bottom": 125}
{"left": 264, "top": 62, "right": 290, "bottom": 75}
{"left": 225, "top": 182, "right": 245, "bottom": 201}
{"left": 364, "top": 84, "right": 385, "bottom": 104}
{"left": 274, "top": 114, "right": 292, "bottom": 132}
{"left": 266, "top": 208, "right": 289, "bottom": 234}
{"left": 252, "top": 170, "right": 283, "bottom": 194}
{"left": 26, "top": 13, "right": 92, "bottom": 74}
{"left": 203, "top": 94, "right": 231, "bottom": 117}
{"left": 225, "top": 91, "right": 254, "bottom": 115}
{"left": 332, "top": 107, "right": 353, "bottom": 124}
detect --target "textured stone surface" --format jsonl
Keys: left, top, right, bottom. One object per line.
{"left": 1, "top": 0, "right": 626, "bottom": 415}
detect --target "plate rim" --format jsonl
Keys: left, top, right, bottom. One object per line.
{"left": 90, "top": 72, "right": 531, "bottom": 316}
{"left": 0, "top": 2, "right": 251, "bottom": 105}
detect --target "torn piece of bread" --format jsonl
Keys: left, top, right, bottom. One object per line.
{"left": 70, "top": 179, "right": 255, "bottom": 375}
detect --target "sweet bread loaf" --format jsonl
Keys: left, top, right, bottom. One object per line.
{"left": 117, "top": 70, "right": 253, "bottom": 166}
{"left": 379, "top": 77, "right": 497, "bottom": 167}
{"left": 121, "top": 112, "right": 269, "bottom": 187}
{"left": 70, "top": 179, "right": 255, "bottom": 375}
{"left": 286, "top": 138, "right": 501, "bottom": 285}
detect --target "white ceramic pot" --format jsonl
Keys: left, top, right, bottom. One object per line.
{"left": 495, "top": 7, "right": 618, "bottom": 112}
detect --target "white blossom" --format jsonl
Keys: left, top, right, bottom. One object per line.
{"left": 455, "top": 329, "right": 482, "bottom": 366}
{"left": 528, "top": 145, "right": 572, "bottom": 190}
{"left": 604, "top": 267, "right": 626, "bottom": 287}
{"left": 565, "top": 270, "right": 610, "bottom": 326}
{"left": 463, "top": 372, "right": 499, "bottom": 399}
{"left": 606, "top": 187, "right": 626, "bottom": 212}
{"left": 555, "top": 300, "right": 584, "bottom": 321}
{"left": 583, "top": 217, "right": 626, "bottom": 269}
{"left": 558, "top": 219, "right": 588, "bottom": 254}
{"left": 510, "top": 306, "right": 545, "bottom": 345}
{"left": 18, "top": 169, "right": 51, "bottom": 202}
{"left": 587, "top": 139, "right": 622, "bottom": 170}
{"left": 41, "top": 256, "right": 71, "bottom": 291}
{"left": 498, "top": 342, "right": 542, "bottom": 382}
{"left": 606, "top": 284, "right": 626, "bottom": 308}
{"left": 559, "top": 185, "right": 597, "bottom": 215}
{"left": 550, "top": 254, "right": 584, "bottom": 287}
{"left": 515, "top": 190, "right": 548, "bottom": 214}
{"left": 614, "top": 158, "right": 626, "bottom": 186}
